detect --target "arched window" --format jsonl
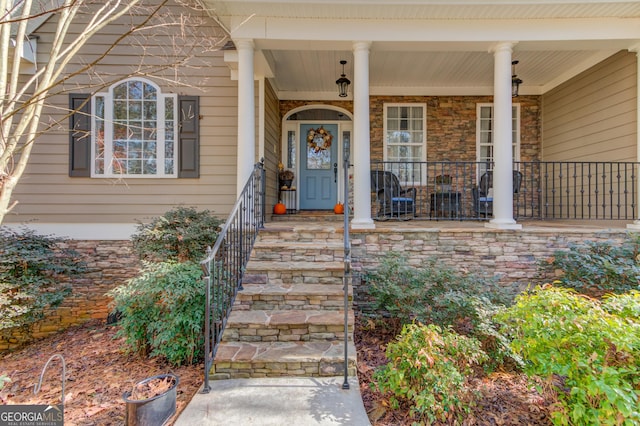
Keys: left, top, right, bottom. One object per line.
{"left": 92, "top": 78, "right": 177, "bottom": 177}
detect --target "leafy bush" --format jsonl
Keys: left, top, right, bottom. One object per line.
{"left": 374, "top": 323, "right": 487, "bottom": 424}
{"left": 495, "top": 285, "right": 640, "bottom": 425}
{"left": 108, "top": 261, "right": 205, "bottom": 366}
{"left": 0, "top": 228, "right": 85, "bottom": 332}
{"left": 363, "top": 253, "right": 519, "bottom": 369}
{"left": 131, "top": 206, "right": 223, "bottom": 262}
{"left": 602, "top": 290, "right": 640, "bottom": 321}
{"left": 542, "top": 236, "right": 640, "bottom": 296}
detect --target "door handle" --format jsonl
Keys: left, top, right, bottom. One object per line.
{"left": 333, "top": 163, "right": 338, "bottom": 183}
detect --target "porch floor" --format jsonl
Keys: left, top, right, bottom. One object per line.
{"left": 269, "top": 211, "right": 633, "bottom": 232}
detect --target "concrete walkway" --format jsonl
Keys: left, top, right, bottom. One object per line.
{"left": 174, "top": 376, "right": 371, "bottom": 426}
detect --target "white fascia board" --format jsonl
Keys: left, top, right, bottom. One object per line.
{"left": 232, "top": 16, "right": 640, "bottom": 45}
{"left": 2, "top": 223, "right": 138, "bottom": 241}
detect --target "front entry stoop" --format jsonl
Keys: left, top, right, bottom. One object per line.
{"left": 211, "top": 222, "right": 357, "bottom": 379}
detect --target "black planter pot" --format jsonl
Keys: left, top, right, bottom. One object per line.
{"left": 123, "top": 373, "right": 179, "bottom": 426}
{"left": 280, "top": 179, "right": 293, "bottom": 188}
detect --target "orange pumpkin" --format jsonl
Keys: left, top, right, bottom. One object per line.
{"left": 273, "top": 202, "right": 287, "bottom": 215}
{"left": 333, "top": 202, "right": 344, "bottom": 214}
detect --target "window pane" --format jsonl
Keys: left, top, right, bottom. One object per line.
{"left": 166, "top": 122, "right": 174, "bottom": 142}
{"left": 113, "top": 83, "right": 127, "bottom": 99}
{"left": 114, "top": 101, "right": 127, "bottom": 120}
{"left": 130, "top": 121, "right": 142, "bottom": 139}
{"left": 128, "top": 81, "right": 143, "bottom": 100}
{"left": 143, "top": 159, "right": 156, "bottom": 175}
{"left": 287, "top": 130, "right": 296, "bottom": 169}
{"left": 95, "top": 97, "right": 104, "bottom": 118}
{"left": 129, "top": 101, "right": 142, "bottom": 119}
{"left": 143, "top": 121, "right": 156, "bottom": 140}
{"left": 165, "top": 98, "right": 174, "bottom": 119}
{"left": 143, "top": 83, "right": 157, "bottom": 100}
{"left": 480, "top": 107, "right": 492, "bottom": 119}
{"left": 144, "top": 102, "right": 157, "bottom": 120}
{"left": 128, "top": 160, "right": 142, "bottom": 174}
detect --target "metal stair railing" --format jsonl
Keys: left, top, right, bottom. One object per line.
{"left": 201, "top": 159, "right": 265, "bottom": 392}
{"left": 342, "top": 144, "right": 352, "bottom": 390}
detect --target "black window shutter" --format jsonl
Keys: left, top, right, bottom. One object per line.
{"left": 178, "top": 96, "right": 200, "bottom": 178}
{"left": 69, "top": 94, "right": 91, "bottom": 177}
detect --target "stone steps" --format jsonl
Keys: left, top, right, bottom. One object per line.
{"left": 234, "top": 283, "right": 351, "bottom": 311}
{"left": 212, "top": 220, "right": 355, "bottom": 379}
{"left": 251, "top": 241, "right": 344, "bottom": 262}
{"left": 222, "top": 309, "right": 354, "bottom": 343}
{"left": 211, "top": 341, "right": 357, "bottom": 379}
{"left": 243, "top": 261, "right": 345, "bottom": 286}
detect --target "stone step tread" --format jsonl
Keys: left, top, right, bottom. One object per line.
{"left": 238, "top": 283, "right": 352, "bottom": 297}
{"left": 227, "top": 309, "right": 354, "bottom": 327}
{"left": 261, "top": 223, "right": 345, "bottom": 233}
{"left": 246, "top": 260, "right": 345, "bottom": 271}
{"left": 253, "top": 240, "right": 345, "bottom": 250}
{"left": 214, "top": 340, "right": 357, "bottom": 364}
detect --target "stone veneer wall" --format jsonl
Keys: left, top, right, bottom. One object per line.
{"left": 0, "top": 240, "right": 139, "bottom": 352}
{"left": 349, "top": 226, "right": 633, "bottom": 312}
{"left": 280, "top": 95, "right": 542, "bottom": 162}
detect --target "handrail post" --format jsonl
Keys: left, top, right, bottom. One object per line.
{"left": 342, "top": 146, "right": 351, "bottom": 390}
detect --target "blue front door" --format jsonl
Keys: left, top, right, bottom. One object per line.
{"left": 299, "top": 123, "right": 338, "bottom": 210}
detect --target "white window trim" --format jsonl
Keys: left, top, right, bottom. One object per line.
{"left": 383, "top": 103, "right": 427, "bottom": 162}
{"left": 475, "top": 103, "right": 521, "bottom": 168}
{"left": 383, "top": 103, "right": 427, "bottom": 184}
{"left": 91, "top": 77, "right": 178, "bottom": 178}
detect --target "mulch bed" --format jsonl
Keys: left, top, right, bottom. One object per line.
{"left": 2, "top": 316, "right": 555, "bottom": 425}
{"left": 354, "top": 315, "right": 555, "bottom": 425}
{"left": 0, "top": 320, "right": 202, "bottom": 425}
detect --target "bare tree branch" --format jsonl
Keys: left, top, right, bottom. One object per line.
{"left": 0, "top": 0, "right": 227, "bottom": 223}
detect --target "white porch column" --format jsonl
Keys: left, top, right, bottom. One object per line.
{"left": 351, "top": 41, "right": 375, "bottom": 229}
{"left": 236, "top": 39, "right": 255, "bottom": 196}
{"left": 486, "top": 42, "right": 522, "bottom": 230}
{"left": 628, "top": 44, "right": 640, "bottom": 230}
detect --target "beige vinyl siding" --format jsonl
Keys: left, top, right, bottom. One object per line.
{"left": 541, "top": 50, "right": 637, "bottom": 218}
{"left": 542, "top": 50, "right": 637, "bottom": 162}
{"left": 264, "top": 80, "right": 282, "bottom": 212}
{"left": 6, "top": 1, "right": 240, "bottom": 225}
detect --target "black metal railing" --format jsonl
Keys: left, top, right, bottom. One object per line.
{"left": 517, "top": 161, "right": 638, "bottom": 220}
{"left": 371, "top": 161, "right": 639, "bottom": 221}
{"left": 341, "top": 143, "right": 352, "bottom": 390}
{"left": 201, "top": 160, "right": 266, "bottom": 392}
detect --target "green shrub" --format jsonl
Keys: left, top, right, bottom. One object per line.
{"left": 0, "top": 228, "right": 86, "bottom": 332}
{"left": 374, "top": 323, "right": 487, "bottom": 424}
{"left": 131, "top": 206, "right": 223, "bottom": 262}
{"left": 542, "top": 236, "right": 640, "bottom": 296}
{"left": 602, "top": 290, "right": 640, "bottom": 321}
{"left": 495, "top": 285, "right": 640, "bottom": 425}
{"left": 363, "top": 253, "right": 519, "bottom": 369}
{"left": 108, "top": 261, "right": 205, "bottom": 366}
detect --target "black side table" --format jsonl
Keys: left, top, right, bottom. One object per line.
{"left": 430, "top": 192, "right": 461, "bottom": 218}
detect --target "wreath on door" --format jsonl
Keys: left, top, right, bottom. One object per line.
{"left": 307, "top": 126, "right": 333, "bottom": 153}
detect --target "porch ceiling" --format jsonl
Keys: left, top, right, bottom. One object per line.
{"left": 204, "top": 0, "right": 640, "bottom": 99}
